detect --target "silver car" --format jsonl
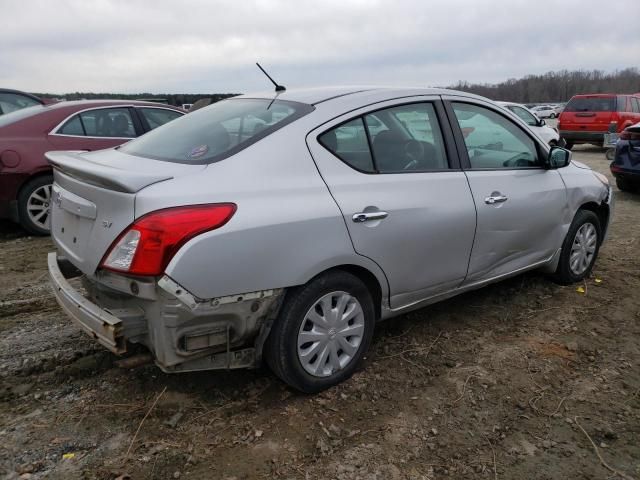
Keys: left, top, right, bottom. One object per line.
{"left": 47, "top": 87, "right": 613, "bottom": 392}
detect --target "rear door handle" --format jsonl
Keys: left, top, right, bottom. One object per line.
{"left": 352, "top": 211, "right": 389, "bottom": 223}
{"left": 484, "top": 193, "right": 508, "bottom": 204}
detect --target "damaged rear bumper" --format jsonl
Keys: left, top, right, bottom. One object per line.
{"left": 48, "top": 252, "right": 127, "bottom": 354}
{"left": 47, "top": 252, "right": 284, "bottom": 372}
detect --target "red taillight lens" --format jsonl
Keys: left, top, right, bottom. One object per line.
{"left": 101, "top": 203, "right": 236, "bottom": 276}
{"left": 620, "top": 130, "right": 640, "bottom": 141}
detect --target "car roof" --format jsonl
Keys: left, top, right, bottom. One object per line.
{"left": 237, "top": 86, "right": 485, "bottom": 106}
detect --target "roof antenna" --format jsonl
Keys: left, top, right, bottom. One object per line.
{"left": 256, "top": 62, "right": 286, "bottom": 92}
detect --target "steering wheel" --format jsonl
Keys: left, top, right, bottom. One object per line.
{"left": 403, "top": 139, "right": 424, "bottom": 170}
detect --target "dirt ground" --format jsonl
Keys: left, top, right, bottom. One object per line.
{"left": 1, "top": 146, "right": 638, "bottom": 480}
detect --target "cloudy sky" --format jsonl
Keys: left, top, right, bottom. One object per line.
{"left": 1, "top": 0, "right": 638, "bottom": 94}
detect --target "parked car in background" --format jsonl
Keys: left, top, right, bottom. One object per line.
{"left": 531, "top": 105, "right": 558, "bottom": 119}
{"left": 496, "top": 101, "right": 562, "bottom": 146}
{"left": 558, "top": 94, "right": 640, "bottom": 149}
{"left": 0, "top": 89, "right": 44, "bottom": 115}
{"left": 610, "top": 121, "right": 640, "bottom": 192}
{"left": 0, "top": 100, "right": 184, "bottom": 234}
{"left": 182, "top": 103, "right": 193, "bottom": 111}
{"left": 47, "top": 87, "right": 612, "bottom": 392}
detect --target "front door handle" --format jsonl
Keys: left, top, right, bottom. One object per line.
{"left": 352, "top": 211, "right": 389, "bottom": 223}
{"left": 484, "top": 193, "right": 508, "bottom": 204}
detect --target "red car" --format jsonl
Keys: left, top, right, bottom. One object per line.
{"left": 558, "top": 93, "right": 640, "bottom": 149}
{"left": 0, "top": 100, "right": 184, "bottom": 234}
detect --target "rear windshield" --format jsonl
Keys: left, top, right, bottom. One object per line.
{"left": 564, "top": 96, "right": 615, "bottom": 113}
{"left": 0, "top": 104, "right": 45, "bottom": 128}
{"left": 120, "top": 98, "right": 313, "bottom": 164}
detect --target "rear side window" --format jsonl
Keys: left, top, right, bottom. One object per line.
{"left": 564, "top": 96, "right": 615, "bottom": 112}
{"left": 319, "top": 102, "right": 449, "bottom": 173}
{"left": 138, "top": 108, "right": 182, "bottom": 130}
{"left": 631, "top": 97, "right": 640, "bottom": 114}
{"left": 121, "top": 99, "right": 312, "bottom": 164}
{"left": 319, "top": 118, "right": 374, "bottom": 172}
{"left": 59, "top": 115, "right": 85, "bottom": 135}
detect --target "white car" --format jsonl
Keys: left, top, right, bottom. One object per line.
{"left": 497, "top": 102, "right": 562, "bottom": 146}
{"left": 530, "top": 105, "right": 558, "bottom": 119}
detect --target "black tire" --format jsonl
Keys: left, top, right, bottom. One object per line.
{"left": 554, "top": 210, "right": 601, "bottom": 285}
{"left": 564, "top": 141, "right": 574, "bottom": 150}
{"left": 550, "top": 113, "right": 556, "bottom": 118}
{"left": 17, "top": 175, "right": 53, "bottom": 235}
{"left": 616, "top": 177, "right": 633, "bottom": 192}
{"left": 264, "top": 271, "right": 375, "bottom": 393}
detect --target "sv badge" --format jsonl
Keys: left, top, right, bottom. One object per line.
{"left": 102, "top": 220, "right": 112, "bottom": 228}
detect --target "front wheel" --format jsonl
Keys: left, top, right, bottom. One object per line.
{"left": 554, "top": 210, "right": 601, "bottom": 284}
{"left": 265, "top": 271, "right": 375, "bottom": 393}
{"left": 17, "top": 175, "right": 54, "bottom": 235}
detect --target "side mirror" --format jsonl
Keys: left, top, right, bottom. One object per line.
{"left": 547, "top": 146, "right": 571, "bottom": 169}
{"left": 539, "top": 119, "right": 546, "bottom": 126}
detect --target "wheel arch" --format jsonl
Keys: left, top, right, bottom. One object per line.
{"left": 578, "top": 200, "right": 609, "bottom": 239}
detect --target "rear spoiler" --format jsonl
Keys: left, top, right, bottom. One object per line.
{"left": 45, "top": 151, "right": 173, "bottom": 193}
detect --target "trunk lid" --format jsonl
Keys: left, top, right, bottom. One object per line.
{"left": 47, "top": 148, "right": 205, "bottom": 275}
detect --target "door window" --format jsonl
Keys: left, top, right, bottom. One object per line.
{"left": 319, "top": 102, "right": 448, "bottom": 173}
{"left": 452, "top": 103, "right": 539, "bottom": 169}
{"left": 138, "top": 108, "right": 182, "bottom": 130}
{"left": 80, "top": 108, "right": 136, "bottom": 138}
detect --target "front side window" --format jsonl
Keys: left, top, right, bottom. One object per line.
{"left": 507, "top": 105, "right": 538, "bottom": 127}
{"left": 319, "top": 102, "right": 449, "bottom": 173}
{"left": 80, "top": 108, "right": 136, "bottom": 138}
{"left": 452, "top": 103, "right": 539, "bottom": 169}
{"left": 138, "top": 108, "right": 182, "bottom": 130}
{"left": 121, "top": 98, "right": 312, "bottom": 164}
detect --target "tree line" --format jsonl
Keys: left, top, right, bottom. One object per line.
{"left": 31, "top": 92, "right": 238, "bottom": 106}
{"left": 450, "top": 68, "right": 640, "bottom": 103}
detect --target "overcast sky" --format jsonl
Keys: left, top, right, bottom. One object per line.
{"left": 1, "top": 0, "right": 639, "bottom": 94}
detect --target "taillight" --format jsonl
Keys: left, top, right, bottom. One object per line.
{"left": 620, "top": 130, "right": 640, "bottom": 140}
{"left": 101, "top": 203, "right": 236, "bottom": 276}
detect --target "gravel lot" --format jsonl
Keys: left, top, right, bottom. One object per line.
{"left": 1, "top": 145, "right": 638, "bottom": 480}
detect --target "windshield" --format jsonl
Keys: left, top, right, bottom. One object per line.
{"left": 564, "top": 97, "right": 615, "bottom": 112}
{"left": 0, "top": 104, "right": 45, "bottom": 128}
{"left": 120, "top": 98, "right": 313, "bottom": 164}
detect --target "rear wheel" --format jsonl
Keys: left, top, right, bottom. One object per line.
{"left": 554, "top": 210, "right": 601, "bottom": 284}
{"left": 265, "top": 271, "right": 375, "bottom": 393}
{"left": 550, "top": 113, "right": 556, "bottom": 118}
{"left": 564, "top": 141, "right": 574, "bottom": 150}
{"left": 17, "top": 175, "right": 53, "bottom": 235}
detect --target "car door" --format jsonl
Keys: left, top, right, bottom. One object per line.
{"left": 48, "top": 106, "right": 142, "bottom": 151}
{"left": 307, "top": 99, "right": 476, "bottom": 309}
{"left": 444, "top": 98, "right": 569, "bottom": 284}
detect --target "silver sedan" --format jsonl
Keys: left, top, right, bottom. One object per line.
{"left": 47, "top": 87, "right": 613, "bottom": 392}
